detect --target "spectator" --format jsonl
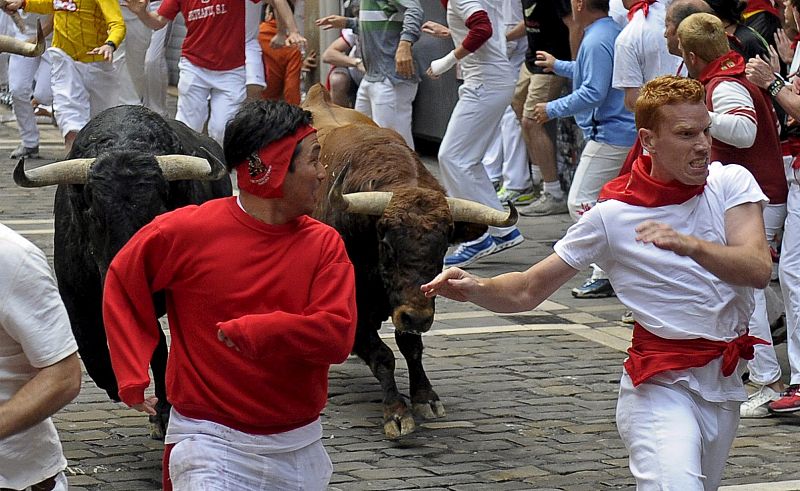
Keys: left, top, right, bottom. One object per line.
{"left": 529, "top": 0, "right": 636, "bottom": 298}
{"left": 705, "top": 0, "right": 770, "bottom": 60}
{"left": 259, "top": 1, "right": 304, "bottom": 104}
{"left": 8, "top": 12, "right": 53, "bottom": 159}
{"left": 746, "top": 0, "right": 800, "bottom": 415}
{"left": 103, "top": 100, "right": 357, "bottom": 490}
{"left": 321, "top": 0, "right": 362, "bottom": 107}
{"left": 508, "top": 0, "right": 572, "bottom": 216}
{"left": 316, "top": 0, "right": 422, "bottom": 149}
{"left": 425, "top": 0, "right": 525, "bottom": 268}
{"left": 664, "top": 0, "right": 714, "bottom": 59}
{"left": 423, "top": 75, "right": 772, "bottom": 490}
{"left": 245, "top": 0, "right": 265, "bottom": 100}
{"left": 0, "top": 223, "right": 82, "bottom": 491}
{"left": 6, "top": 0, "right": 126, "bottom": 154}
{"left": 678, "top": 12, "right": 788, "bottom": 418}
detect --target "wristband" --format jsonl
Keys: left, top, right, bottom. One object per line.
{"left": 768, "top": 77, "right": 785, "bottom": 98}
{"left": 429, "top": 50, "right": 458, "bottom": 76}
{"left": 105, "top": 40, "right": 116, "bottom": 51}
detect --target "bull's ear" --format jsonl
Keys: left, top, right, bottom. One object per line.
{"left": 450, "top": 222, "right": 488, "bottom": 245}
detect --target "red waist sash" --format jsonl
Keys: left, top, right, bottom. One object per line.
{"left": 624, "top": 323, "right": 769, "bottom": 386}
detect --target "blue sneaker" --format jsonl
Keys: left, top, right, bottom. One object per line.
{"left": 444, "top": 234, "right": 497, "bottom": 268}
{"left": 492, "top": 228, "right": 524, "bottom": 253}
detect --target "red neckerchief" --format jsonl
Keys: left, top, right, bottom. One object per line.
{"left": 627, "top": 0, "right": 657, "bottom": 21}
{"left": 743, "top": 0, "right": 780, "bottom": 18}
{"left": 624, "top": 323, "right": 769, "bottom": 386}
{"left": 235, "top": 124, "right": 316, "bottom": 199}
{"left": 697, "top": 49, "right": 746, "bottom": 85}
{"left": 598, "top": 155, "right": 705, "bottom": 207}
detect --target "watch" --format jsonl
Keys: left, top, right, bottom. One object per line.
{"left": 105, "top": 40, "right": 117, "bottom": 51}
{"left": 768, "top": 77, "right": 785, "bottom": 98}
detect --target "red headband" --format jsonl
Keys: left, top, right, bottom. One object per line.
{"left": 236, "top": 124, "right": 317, "bottom": 199}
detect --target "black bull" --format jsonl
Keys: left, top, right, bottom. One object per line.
{"left": 14, "top": 105, "right": 232, "bottom": 437}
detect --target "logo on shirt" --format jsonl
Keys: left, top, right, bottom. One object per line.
{"left": 187, "top": 1, "right": 227, "bottom": 22}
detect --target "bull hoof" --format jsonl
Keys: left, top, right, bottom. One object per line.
{"left": 383, "top": 413, "right": 416, "bottom": 439}
{"left": 413, "top": 400, "right": 446, "bottom": 420}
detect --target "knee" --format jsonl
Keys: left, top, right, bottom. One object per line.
{"left": 9, "top": 78, "right": 31, "bottom": 99}
{"left": 521, "top": 116, "right": 542, "bottom": 135}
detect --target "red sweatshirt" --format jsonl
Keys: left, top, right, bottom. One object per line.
{"left": 103, "top": 197, "right": 357, "bottom": 435}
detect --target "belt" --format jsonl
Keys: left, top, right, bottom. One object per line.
{"left": 0, "top": 475, "right": 58, "bottom": 491}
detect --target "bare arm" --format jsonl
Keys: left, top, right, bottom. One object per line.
{"left": 746, "top": 55, "right": 800, "bottom": 119}
{"left": 322, "top": 36, "right": 361, "bottom": 68}
{"left": 123, "top": 0, "right": 169, "bottom": 30}
{"left": 635, "top": 201, "right": 771, "bottom": 288}
{"left": 422, "top": 254, "right": 580, "bottom": 313}
{"left": 269, "top": 0, "right": 306, "bottom": 47}
{"left": 0, "top": 352, "right": 81, "bottom": 439}
{"left": 623, "top": 87, "right": 640, "bottom": 112}
{"left": 506, "top": 20, "right": 525, "bottom": 41}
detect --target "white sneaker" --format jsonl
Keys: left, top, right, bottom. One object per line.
{"left": 740, "top": 385, "right": 780, "bottom": 418}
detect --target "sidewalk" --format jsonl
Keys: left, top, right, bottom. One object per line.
{"left": 1, "top": 100, "right": 799, "bottom": 490}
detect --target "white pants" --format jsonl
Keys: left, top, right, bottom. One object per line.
{"left": 176, "top": 57, "right": 246, "bottom": 145}
{"left": 568, "top": 139, "right": 630, "bottom": 221}
{"left": 482, "top": 40, "right": 529, "bottom": 191}
{"left": 48, "top": 47, "right": 118, "bottom": 136}
{"left": 9, "top": 49, "right": 51, "bottom": 147}
{"left": 116, "top": 4, "right": 169, "bottom": 117}
{"left": 781, "top": 178, "right": 800, "bottom": 384}
{"left": 354, "top": 78, "right": 417, "bottom": 149}
{"left": 747, "top": 203, "right": 787, "bottom": 385}
{"left": 169, "top": 434, "right": 332, "bottom": 490}
{"left": 616, "top": 373, "right": 739, "bottom": 490}
{"left": 438, "top": 82, "right": 517, "bottom": 236}
{"left": 245, "top": 37, "right": 265, "bottom": 88}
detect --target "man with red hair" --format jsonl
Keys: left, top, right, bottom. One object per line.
{"left": 423, "top": 76, "right": 772, "bottom": 488}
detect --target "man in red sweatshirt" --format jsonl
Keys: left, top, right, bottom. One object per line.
{"left": 422, "top": 76, "right": 772, "bottom": 488}
{"left": 102, "top": 100, "right": 357, "bottom": 490}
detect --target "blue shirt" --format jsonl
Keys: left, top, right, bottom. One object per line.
{"left": 546, "top": 16, "right": 636, "bottom": 147}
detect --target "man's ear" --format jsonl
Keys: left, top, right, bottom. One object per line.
{"left": 639, "top": 127, "right": 656, "bottom": 154}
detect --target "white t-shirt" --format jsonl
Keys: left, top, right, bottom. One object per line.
{"left": 0, "top": 224, "right": 77, "bottom": 489}
{"left": 554, "top": 163, "right": 767, "bottom": 403}
{"left": 447, "top": 0, "right": 513, "bottom": 87}
{"left": 612, "top": 0, "right": 682, "bottom": 90}
{"left": 609, "top": 0, "right": 629, "bottom": 27}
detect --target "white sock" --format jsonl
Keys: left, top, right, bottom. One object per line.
{"left": 530, "top": 164, "right": 542, "bottom": 186}
{"left": 542, "top": 181, "right": 564, "bottom": 199}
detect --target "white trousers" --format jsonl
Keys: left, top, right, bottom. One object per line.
{"left": 438, "top": 82, "right": 517, "bottom": 236}
{"left": 9, "top": 49, "right": 51, "bottom": 147}
{"left": 169, "top": 434, "right": 332, "bottom": 491}
{"left": 781, "top": 178, "right": 800, "bottom": 384}
{"left": 567, "top": 139, "right": 630, "bottom": 221}
{"left": 176, "top": 57, "right": 246, "bottom": 145}
{"left": 116, "top": 5, "right": 169, "bottom": 117}
{"left": 616, "top": 373, "right": 739, "bottom": 490}
{"left": 245, "top": 37, "right": 265, "bottom": 88}
{"left": 747, "top": 203, "right": 787, "bottom": 385}
{"left": 48, "top": 47, "right": 118, "bottom": 136}
{"left": 354, "top": 78, "right": 417, "bottom": 149}
{"left": 483, "top": 41, "right": 529, "bottom": 191}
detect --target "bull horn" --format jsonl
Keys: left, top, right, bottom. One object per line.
{"left": 328, "top": 161, "right": 393, "bottom": 215}
{"left": 13, "top": 157, "right": 94, "bottom": 187}
{"left": 155, "top": 155, "right": 221, "bottom": 181}
{"left": 0, "top": 20, "right": 45, "bottom": 57}
{"left": 447, "top": 197, "right": 518, "bottom": 227}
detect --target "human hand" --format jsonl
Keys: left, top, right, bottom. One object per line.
{"left": 766, "top": 44, "right": 782, "bottom": 73}
{"left": 395, "top": 40, "right": 414, "bottom": 78}
{"left": 217, "top": 328, "right": 240, "bottom": 352}
{"left": 635, "top": 220, "right": 697, "bottom": 256}
{"left": 87, "top": 43, "right": 114, "bottom": 61}
{"left": 315, "top": 14, "right": 347, "bottom": 30}
{"left": 302, "top": 49, "right": 317, "bottom": 72}
{"left": 270, "top": 31, "right": 286, "bottom": 49}
{"left": 427, "top": 50, "right": 457, "bottom": 79}
{"left": 745, "top": 55, "right": 777, "bottom": 89}
{"left": 121, "top": 0, "right": 148, "bottom": 16}
{"left": 532, "top": 103, "right": 550, "bottom": 124}
{"left": 286, "top": 31, "right": 306, "bottom": 48}
{"left": 775, "top": 28, "right": 794, "bottom": 65}
{"left": 533, "top": 51, "right": 556, "bottom": 73}
{"left": 420, "top": 267, "right": 480, "bottom": 302}
{"left": 421, "top": 20, "right": 450, "bottom": 39}
{"left": 129, "top": 395, "right": 158, "bottom": 416}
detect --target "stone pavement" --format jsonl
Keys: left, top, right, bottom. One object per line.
{"left": 1, "top": 102, "right": 800, "bottom": 491}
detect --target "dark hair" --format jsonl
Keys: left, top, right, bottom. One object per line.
{"left": 703, "top": 0, "right": 745, "bottom": 24}
{"left": 669, "top": 0, "right": 714, "bottom": 27}
{"left": 586, "top": 0, "right": 610, "bottom": 12}
{"left": 223, "top": 100, "right": 313, "bottom": 172}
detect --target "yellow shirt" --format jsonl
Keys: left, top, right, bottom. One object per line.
{"left": 25, "top": 0, "right": 125, "bottom": 62}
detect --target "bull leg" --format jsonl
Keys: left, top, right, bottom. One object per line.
{"left": 353, "top": 324, "right": 415, "bottom": 439}
{"left": 395, "top": 331, "right": 445, "bottom": 420}
{"left": 148, "top": 327, "right": 170, "bottom": 440}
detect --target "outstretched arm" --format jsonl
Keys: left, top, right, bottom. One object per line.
{"left": 123, "top": 0, "right": 169, "bottom": 30}
{"left": 422, "top": 253, "right": 579, "bottom": 313}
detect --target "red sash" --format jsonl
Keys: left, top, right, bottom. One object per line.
{"left": 627, "top": 0, "right": 657, "bottom": 21}
{"left": 624, "top": 323, "right": 769, "bottom": 386}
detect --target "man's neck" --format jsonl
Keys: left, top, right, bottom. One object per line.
{"left": 580, "top": 10, "right": 608, "bottom": 29}
{"left": 239, "top": 191, "right": 295, "bottom": 225}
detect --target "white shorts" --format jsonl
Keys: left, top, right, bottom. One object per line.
{"left": 245, "top": 37, "right": 265, "bottom": 88}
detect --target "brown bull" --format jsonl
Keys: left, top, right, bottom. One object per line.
{"left": 305, "top": 85, "right": 516, "bottom": 438}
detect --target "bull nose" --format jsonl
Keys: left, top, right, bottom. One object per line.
{"left": 391, "top": 306, "right": 434, "bottom": 334}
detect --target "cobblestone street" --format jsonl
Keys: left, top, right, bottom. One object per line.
{"left": 2, "top": 102, "right": 800, "bottom": 490}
